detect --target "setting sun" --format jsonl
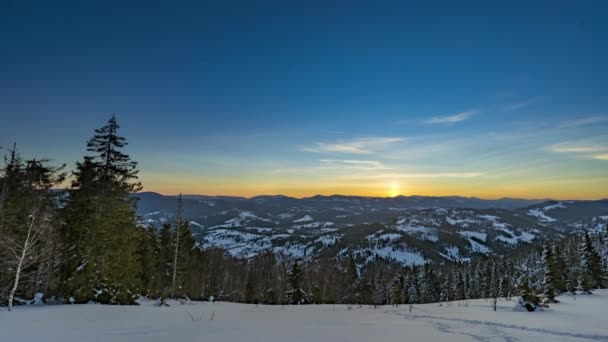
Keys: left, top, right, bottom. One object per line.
{"left": 388, "top": 181, "right": 401, "bottom": 197}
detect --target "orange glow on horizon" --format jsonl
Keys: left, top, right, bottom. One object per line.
{"left": 139, "top": 180, "right": 608, "bottom": 201}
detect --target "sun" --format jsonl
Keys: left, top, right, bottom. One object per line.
{"left": 388, "top": 181, "right": 401, "bottom": 197}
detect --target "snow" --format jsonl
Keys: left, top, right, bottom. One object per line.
{"left": 477, "top": 215, "right": 515, "bottom": 234}
{"left": 275, "top": 243, "right": 312, "bottom": 259}
{"left": 458, "top": 231, "right": 487, "bottom": 242}
{"left": 292, "top": 221, "right": 334, "bottom": 229}
{"left": 314, "top": 234, "right": 342, "bottom": 246}
{"left": 202, "top": 230, "right": 272, "bottom": 258}
{"left": 238, "top": 211, "right": 266, "bottom": 220}
{"left": 477, "top": 214, "right": 500, "bottom": 221}
{"left": 189, "top": 221, "right": 204, "bottom": 228}
{"left": 528, "top": 209, "right": 557, "bottom": 222}
{"left": 367, "top": 233, "right": 402, "bottom": 242}
{"left": 440, "top": 245, "right": 468, "bottom": 262}
{"left": 4, "top": 291, "right": 608, "bottom": 342}
{"left": 544, "top": 202, "right": 566, "bottom": 211}
{"left": 467, "top": 238, "right": 492, "bottom": 254}
{"left": 496, "top": 231, "right": 536, "bottom": 245}
{"left": 75, "top": 262, "right": 87, "bottom": 272}
{"left": 395, "top": 224, "right": 439, "bottom": 242}
{"left": 210, "top": 211, "right": 272, "bottom": 229}
{"left": 446, "top": 216, "right": 478, "bottom": 228}
{"left": 293, "top": 215, "right": 314, "bottom": 223}
{"left": 369, "top": 246, "right": 426, "bottom": 266}
{"left": 245, "top": 227, "right": 273, "bottom": 233}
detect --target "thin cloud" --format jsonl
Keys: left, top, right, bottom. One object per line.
{"left": 549, "top": 141, "right": 608, "bottom": 161}
{"left": 342, "top": 172, "right": 484, "bottom": 180}
{"left": 592, "top": 154, "right": 608, "bottom": 160}
{"left": 503, "top": 98, "right": 541, "bottom": 111}
{"left": 559, "top": 115, "right": 608, "bottom": 128}
{"left": 549, "top": 143, "right": 605, "bottom": 154}
{"left": 302, "top": 137, "right": 405, "bottom": 155}
{"left": 319, "top": 159, "right": 391, "bottom": 170}
{"left": 425, "top": 111, "right": 477, "bottom": 124}
{"left": 268, "top": 168, "right": 302, "bottom": 174}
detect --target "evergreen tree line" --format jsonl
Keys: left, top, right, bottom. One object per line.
{"left": 233, "top": 228, "right": 608, "bottom": 312}
{"left": 1, "top": 116, "right": 607, "bottom": 311}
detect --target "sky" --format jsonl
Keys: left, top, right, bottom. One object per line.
{"left": 1, "top": 0, "right": 607, "bottom": 199}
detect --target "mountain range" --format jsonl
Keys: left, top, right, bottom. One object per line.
{"left": 134, "top": 192, "right": 608, "bottom": 266}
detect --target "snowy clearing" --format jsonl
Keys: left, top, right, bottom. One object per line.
{"left": 528, "top": 208, "right": 557, "bottom": 222}
{"left": 3, "top": 291, "right": 608, "bottom": 342}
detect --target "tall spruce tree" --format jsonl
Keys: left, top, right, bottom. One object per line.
{"left": 579, "top": 231, "right": 603, "bottom": 291}
{"left": 61, "top": 115, "right": 143, "bottom": 304}
{"left": 516, "top": 268, "right": 540, "bottom": 311}
{"left": 137, "top": 225, "right": 159, "bottom": 297}
{"left": 287, "top": 262, "right": 306, "bottom": 304}
{"left": 541, "top": 244, "right": 558, "bottom": 302}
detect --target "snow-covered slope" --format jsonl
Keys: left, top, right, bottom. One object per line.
{"left": 137, "top": 194, "right": 608, "bottom": 265}
{"left": 3, "top": 291, "right": 608, "bottom": 342}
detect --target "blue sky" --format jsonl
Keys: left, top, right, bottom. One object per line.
{"left": 1, "top": 0, "right": 607, "bottom": 198}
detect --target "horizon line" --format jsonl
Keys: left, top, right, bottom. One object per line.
{"left": 132, "top": 190, "right": 607, "bottom": 202}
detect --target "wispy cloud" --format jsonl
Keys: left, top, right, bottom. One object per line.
{"left": 549, "top": 141, "right": 608, "bottom": 160}
{"left": 559, "top": 115, "right": 608, "bottom": 128}
{"left": 302, "top": 137, "right": 405, "bottom": 154}
{"left": 268, "top": 168, "right": 302, "bottom": 174}
{"left": 425, "top": 111, "right": 477, "bottom": 124}
{"left": 503, "top": 98, "right": 542, "bottom": 111}
{"left": 550, "top": 145, "right": 605, "bottom": 153}
{"left": 341, "top": 172, "right": 484, "bottom": 180}
{"left": 593, "top": 154, "right": 608, "bottom": 160}
{"left": 319, "top": 159, "right": 391, "bottom": 171}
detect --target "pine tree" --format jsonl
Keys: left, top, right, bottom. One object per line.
{"left": 541, "top": 244, "right": 558, "bottom": 302}
{"left": 601, "top": 225, "right": 608, "bottom": 271}
{"left": 137, "top": 226, "right": 158, "bottom": 297}
{"left": 286, "top": 262, "right": 307, "bottom": 304}
{"left": 340, "top": 253, "right": 359, "bottom": 303}
{"left": 245, "top": 266, "right": 258, "bottom": 304}
{"left": 418, "top": 265, "right": 433, "bottom": 303}
{"left": 373, "top": 272, "right": 388, "bottom": 306}
{"left": 61, "top": 115, "right": 143, "bottom": 304}
{"left": 579, "top": 231, "right": 603, "bottom": 291}
{"left": 516, "top": 272, "right": 540, "bottom": 311}
{"left": 149, "top": 222, "right": 172, "bottom": 296}
{"left": 488, "top": 261, "right": 500, "bottom": 311}
{"left": 175, "top": 223, "right": 201, "bottom": 299}
{"left": 439, "top": 269, "right": 452, "bottom": 305}
{"left": 390, "top": 272, "right": 404, "bottom": 306}
{"left": 552, "top": 244, "right": 568, "bottom": 292}
{"left": 86, "top": 115, "right": 141, "bottom": 193}
{"left": 407, "top": 273, "right": 418, "bottom": 312}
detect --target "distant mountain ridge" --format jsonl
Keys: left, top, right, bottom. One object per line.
{"left": 137, "top": 192, "right": 551, "bottom": 210}
{"left": 133, "top": 192, "right": 608, "bottom": 266}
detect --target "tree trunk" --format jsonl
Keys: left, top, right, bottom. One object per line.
{"left": 0, "top": 160, "right": 10, "bottom": 231}
{"left": 171, "top": 194, "right": 182, "bottom": 298}
{"left": 8, "top": 224, "right": 31, "bottom": 312}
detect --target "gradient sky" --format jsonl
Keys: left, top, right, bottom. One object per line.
{"left": 1, "top": 0, "right": 607, "bottom": 199}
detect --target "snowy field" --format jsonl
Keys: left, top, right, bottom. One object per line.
{"left": 2, "top": 291, "right": 608, "bottom": 342}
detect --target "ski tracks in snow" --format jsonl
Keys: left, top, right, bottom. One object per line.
{"left": 389, "top": 310, "right": 608, "bottom": 341}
